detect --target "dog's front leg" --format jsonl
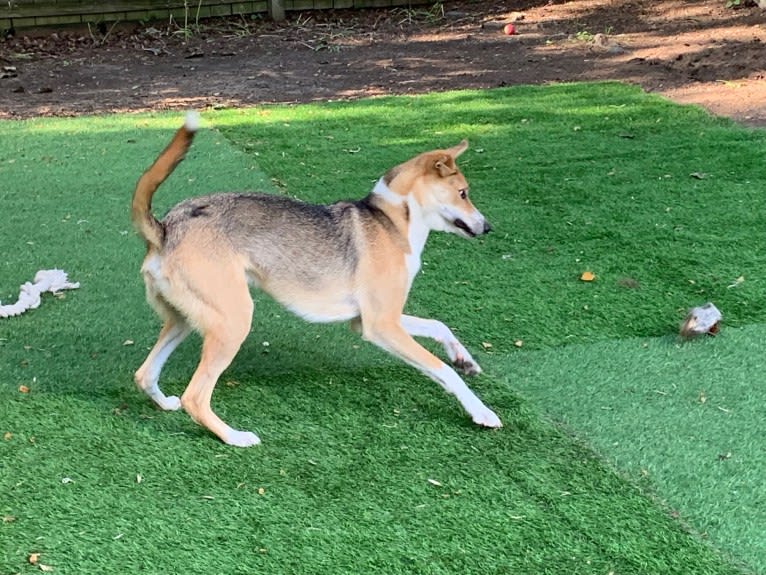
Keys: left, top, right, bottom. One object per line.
{"left": 362, "top": 318, "right": 501, "bottom": 428}
{"left": 399, "top": 314, "right": 481, "bottom": 376}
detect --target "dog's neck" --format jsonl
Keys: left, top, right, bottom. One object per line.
{"left": 370, "top": 177, "right": 429, "bottom": 287}
{"left": 371, "top": 177, "right": 405, "bottom": 206}
{"left": 370, "top": 178, "right": 423, "bottom": 235}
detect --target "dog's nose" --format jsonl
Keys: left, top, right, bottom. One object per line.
{"left": 482, "top": 220, "right": 493, "bottom": 234}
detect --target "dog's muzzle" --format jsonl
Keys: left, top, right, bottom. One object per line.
{"left": 454, "top": 217, "right": 492, "bottom": 237}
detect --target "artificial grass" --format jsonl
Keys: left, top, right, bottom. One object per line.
{"left": 0, "top": 114, "right": 274, "bottom": 298}
{"left": 1, "top": 84, "right": 764, "bottom": 574}
{"left": 492, "top": 324, "right": 766, "bottom": 571}
{"left": 0, "top": 372, "right": 748, "bottom": 575}
{"left": 213, "top": 85, "right": 766, "bottom": 572}
{"left": 215, "top": 84, "right": 766, "bottom": 353}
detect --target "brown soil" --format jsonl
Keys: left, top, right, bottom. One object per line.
{"left": 0, "top": 0, "right": 765, "bottom": 125}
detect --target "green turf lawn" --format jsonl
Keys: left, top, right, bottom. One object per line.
{"left": 1, "top": 83, "right": 764, "bottom": 574}
{"left": 494, "top": 325, "right": 766, "bottom": 570}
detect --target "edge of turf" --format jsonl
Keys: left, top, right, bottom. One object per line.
{"left": 491, "top": 323, "right": 766, "bottom": 573}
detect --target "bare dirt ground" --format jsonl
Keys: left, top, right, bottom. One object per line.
{"left": 0, "top": 0, "right": 764, "bottom": 125}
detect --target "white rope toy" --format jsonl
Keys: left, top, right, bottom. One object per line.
{"left": 0, "top": 269, "right": 80, "bottom": 318}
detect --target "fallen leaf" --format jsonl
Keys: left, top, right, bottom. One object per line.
{"left": 690, "top": 172, "right": 708, "bottom": 179}
{"left": 18, "top": 385, "right": 30, "bottom": 393}
{"left": 481, "top": 342, "right": 493, "bottom": 350}
{"left": 112, "top": 402, "right": 129, "bottom": 416}
{"left": 122, "top": 339, "right": 134, "bottom": 346}
{"left": 580, "top": 271, "right": 596, "bottom": 282}
{"left": 136, "top": 474, "right": 143, "bottom": 484}
{"left": 2, "top": 515, "right": 16, "bottom": 523}
{"left": 727, "top": 275, "right": 745, "bottom": 289}
{"left": 28, "top": 553, "right": 40, "bottom": 565}
{"left": 617, "top": 277, "right": 640, "bottom": 289}
{"left": 258, "top": 487, "right": 266, "bottom": 495}
{"left": 39, "top": 564, "right": 54, "bottom": 572}
{"left": 514, "top": 340, "right": 523, "bottom": 348}
{"left": 3, "top": 432, "right": 12, "bottom": 440}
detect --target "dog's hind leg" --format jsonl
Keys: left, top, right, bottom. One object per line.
{"left": 177, "top": 270, "right": 258, "bottom": 447}
{"left": 399, "top": 314, "right": 481, "bottom": 376}
{"left": 362, "top": 315, "right": 501, "bottom": 429}
{"left": 135, "top": 315, "right": 192, "bottom": 411}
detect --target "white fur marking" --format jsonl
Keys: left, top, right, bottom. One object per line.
{"left": 405, "top": 197, "right": 430, "bottom": 287}
{"left": 371, "top": 178, "right": 405, "bottom": 206}
{"left": 154, "top": 393, "right": 182, "bottom": 411}
{"left": 432, "top": 365, "right": 502, "bottom": 427}
{"left": 400, "top": 314, "right": 481, "bottom": 373}
{"left": 372, "top": 180, "right": 427, "bottom": 287}
{"left": 143, "top": 324, "right": 192, "bottom": 390}
{"left": 142, "top": 254, "right": 174, "bottom": 296}
{"left": 185, "top": 111, "right": 200, "bottom": 132}
{"left": 224, "top": 429, "right": 261, "bottom": 447}
{"left": 142, "top": 254, "right": 162, "bottom": 280}
{"left": 286, "top": 304, "right": 359, "bottom": 324}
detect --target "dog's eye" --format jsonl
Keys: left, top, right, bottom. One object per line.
{"left": 459, "top": 189, "right": 468, "bottom": 200}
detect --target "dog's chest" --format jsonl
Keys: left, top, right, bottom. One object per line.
{"left": 405, "top": 221, "right": 428, "bottom": 288}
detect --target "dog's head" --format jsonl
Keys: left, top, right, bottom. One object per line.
{"left": 384, "top": 140, "right": 491, "bottom": 238}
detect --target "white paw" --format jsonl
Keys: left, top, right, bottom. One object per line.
{"left": 225, "top": 430, "right": 261, "bottom": 448}
{"left": 157, "top": 395, "right": 182, "bottom": 411}
{"left": 472, "top": 407, "right": 502, "bottom": 429}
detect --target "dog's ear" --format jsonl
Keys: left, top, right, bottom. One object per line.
{"left": 433, "top": 140, "right": 468, "bottom": 177}
{"left": 434, "top": 155, "right": 457, "bottom": 177}
{"left": 447, "top": 139, "right": 468, "bottom": 158}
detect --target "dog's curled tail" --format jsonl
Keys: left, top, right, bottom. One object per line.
{"left": 132, "top": 111, "right": 200, "bottom": 250}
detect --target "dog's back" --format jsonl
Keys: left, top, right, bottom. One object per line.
{"left": 157, "top": 191, "right": 407, "bottom": 323}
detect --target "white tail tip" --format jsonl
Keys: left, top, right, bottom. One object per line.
{"left": 184, "top": 111, "right": 200, "bottom": 132}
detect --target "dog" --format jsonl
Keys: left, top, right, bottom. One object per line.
{"left": 131, "top": 112, "right": 502, "bottom": 447}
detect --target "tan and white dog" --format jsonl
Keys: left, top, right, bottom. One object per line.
{"left": 132, "top": 112, "right": 501, "bottom": 447}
